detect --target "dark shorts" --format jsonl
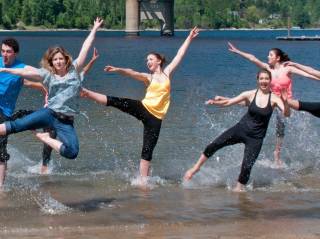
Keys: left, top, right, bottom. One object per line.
{"left": 0, "top": 110, "right": 10, "bottom": 162}
{"left": 0, "top": 110, "right": 34, "bottom": 162}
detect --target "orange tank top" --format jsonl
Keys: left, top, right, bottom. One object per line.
{"left": 142, "top": 74, "right": 171, "bottom": 119}
{"left": 270, "top": 68, "right": 293, "bottom": 99}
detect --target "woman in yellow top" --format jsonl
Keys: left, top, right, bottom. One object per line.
{"left": 81, "top": 27, "right": 199, "bottom": 181}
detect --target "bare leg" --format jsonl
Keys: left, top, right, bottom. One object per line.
{"left": 0, "top": 161, "right": 7, "bottom": 188}
{"left": 274, "top": 136, "right": 283, "bottom": 167}
{"left": 40, "top": 165, "right": 49, "bottom": 175}
{"left": 35, "top": 132, "right": 62, "bottom": 153}
{"left": 140, "top": 159, "right": 150, "bottom": 177}
{"left": 80, "top": 88, "right": 107, "bottom": 105}
{"left": 287, "top": 99, "right": 300, "bottom": 110}
{"left": 184, "top": 153, "right": 208, "bottom": 181}
{"left": 136, "top": 159, "right": 150, "bottom": 186}
{"left": 233, "top": 182, "right": 246, "bottom": 192}
{"left": 274, "top": 110, "right": 285, "bottom": 167}
{"left": 0, "top": 124, "right": 7, "bottom": 136}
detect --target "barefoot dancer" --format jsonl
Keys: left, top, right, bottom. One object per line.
{"left": 0, "top": 38, "right": 48, "bottom": 186}
{"left": 184, "top": 70, "right": 290, "bottom": 192}
{"left": 0, "top": 18, "right": 103, "bottom": 161}
{"left": 228, "top": 43, "right": 319, "bottom": 166}
{"left": 81, "top": 27, "right": 199, "bottom": 179}
{"left": 40, "top": 47, "right": 99, "bottom": 174}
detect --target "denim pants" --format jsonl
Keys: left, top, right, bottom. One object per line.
{"left": 5, "top": 108, "right": 79, "bottom": 159}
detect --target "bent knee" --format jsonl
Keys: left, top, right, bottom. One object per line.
{"left": 66, "top": 151, "right": 78, "bottom": 159}
{"left": 60, "top": 144, "right": 79, "bottom": 159}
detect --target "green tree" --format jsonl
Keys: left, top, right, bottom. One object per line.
{"left": 21, "top": 0, "right": 32, "bottom": 25}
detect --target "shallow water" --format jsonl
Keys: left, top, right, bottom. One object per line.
{"left": 1, "top": 30, "right": 320, "bottom": 237}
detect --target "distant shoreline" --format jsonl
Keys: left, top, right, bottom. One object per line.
{"left": 0, "top": 27, "right": 320, "bottom": 32}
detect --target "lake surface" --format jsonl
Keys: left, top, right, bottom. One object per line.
{"left": 1, "top": 30, "right": 320, "bottom": 238}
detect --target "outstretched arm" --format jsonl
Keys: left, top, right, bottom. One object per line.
{"left": 164, "top": 26, "right": 199, "bottom": 77}
{"left": 82, "top": 47, "right": 99, "bottom": 75}
{"left": 286, "top": 62, "right": 320, "bottom": 80}
{"left": 75, "top": 17, "right": 103, "bottom": 72}
{"left": 212, "top": 96, "right": 248, "bottom": 107}
{"left": 0, "top": 65, "right": 42, "bottom": 81}
{"left": 23, "top": 79, "right": 48, "bottom": 105}
{"left": 206, "top": 91, "right": 251, "bottom": 107}
{"left": 104, "top": 65, "right": 150, "bottom": 85}
{"left": 228, "top": 42, "right": 269, "bottom": 70}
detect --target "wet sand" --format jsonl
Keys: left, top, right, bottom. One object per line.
{"left": 1, "top": 219, "right": 320, "bottom": 239}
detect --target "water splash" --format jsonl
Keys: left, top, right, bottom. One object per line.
{"left": 31, "top": 191, "right": 71, "bottom": 215}
{"left": 130, "top": 175, "right": 168, "bottom": 189}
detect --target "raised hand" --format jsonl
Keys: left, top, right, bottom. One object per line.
{"left": 93, "top": 17, "right": 103, "bottom": 30}
{"left": 92, "top": 47, "right": 99, "bottom": 61}
{"left": 227, "top": 42, "right": 240, "bottom": 54}
{"left": 189, "top": 26, "right": 200, "bottom": 39}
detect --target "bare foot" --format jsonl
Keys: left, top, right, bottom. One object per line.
{"left": 274, "top": 151, "right": 283, "bottom": 168}
{"left": 184, "top": 167, "right": 199, "bottom": 181}
{"left": 232, "top": 182, "right": 246, "bottom": 192}
{"left": 40, "top": 165, "right": 49, "bottom": 175}
{"left": 35, "top": 132, "right": 51, "bottom": 141}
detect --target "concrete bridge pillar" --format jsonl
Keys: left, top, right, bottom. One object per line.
{"left": 125, "top": 0, "right": 140, "bottom": 36}
{"left": 126, "top": 0, "right": 174, "bottom": 36}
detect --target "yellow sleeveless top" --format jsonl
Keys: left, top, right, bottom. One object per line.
{"left": 142, "top": 74, "right": 171, "bottom": 119}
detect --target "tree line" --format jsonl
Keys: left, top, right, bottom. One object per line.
{"left": 0, "top": 0, "right": 319, "bottom": 30}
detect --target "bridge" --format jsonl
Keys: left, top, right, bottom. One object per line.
{"left": 126, "top": 0, "right": 174, "bottom": 36}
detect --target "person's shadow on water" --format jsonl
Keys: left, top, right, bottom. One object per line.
{"left": 65, "top": 197, "right": 116, "bottom": 212}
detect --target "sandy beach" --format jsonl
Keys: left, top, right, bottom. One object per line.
{"left": 2, "top": 219, "right": 320, "bottom": 239}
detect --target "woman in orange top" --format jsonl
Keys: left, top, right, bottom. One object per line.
{"left": 81, "top": 27, "right": 199, "bottom": 182}
{"left": 227, "top": 43, "right": 320, "bottom": 166}
{"left": 284, "top": 61, "right": 320, "bottom": 117}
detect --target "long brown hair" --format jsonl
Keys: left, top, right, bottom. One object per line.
{"left": 270, "top": 48, "right": 290, "bottom": 63}
{"left": 40, "top": 46, "right": 73, "bottom": 73}
{"left": 148, "top": 52, "right": 166, "bottom": 68}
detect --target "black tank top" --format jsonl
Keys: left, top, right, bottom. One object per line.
{"left": 238, "top": 90, "right": 273, "bottom": 139}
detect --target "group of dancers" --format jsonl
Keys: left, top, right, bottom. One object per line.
{"left": 1, "top": 17, "right": 320, "bottom": 192}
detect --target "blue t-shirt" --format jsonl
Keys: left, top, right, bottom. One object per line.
{"left": 37, "top": 62, "right": 83, "bottom": 116}
{"left": 0, "top": 57, "right": 25, "bottom": 116}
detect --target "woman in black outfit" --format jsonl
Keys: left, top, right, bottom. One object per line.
{"left": 184, "top": 69, "right": 290, "bottom": 192}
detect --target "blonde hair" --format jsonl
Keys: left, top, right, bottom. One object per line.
{"left": 40, "top": 46, "right": 73, "bottom": 73}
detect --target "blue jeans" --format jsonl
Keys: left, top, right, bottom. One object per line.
{"left": 5, "top": 108, "right": 79, "bottom": 159}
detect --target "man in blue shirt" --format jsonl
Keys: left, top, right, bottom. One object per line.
{"left": 0, "top": 38, "right": 48, "bottom": 187}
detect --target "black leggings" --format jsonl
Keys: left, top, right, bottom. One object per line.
{"left": 107, "top": 96, "right": 162, "bottom": 161}
{"left": 299, "top": 101, "right": 320, "bottom": 118}
{"left": 203, "top": 124, "right": 263, "bottom": 185}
